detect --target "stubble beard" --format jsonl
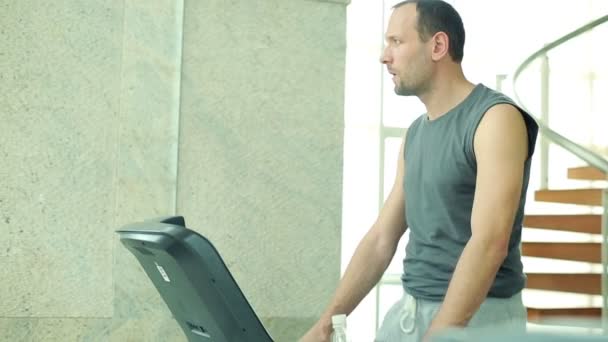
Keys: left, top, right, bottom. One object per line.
{"left": 394, "top": 78, "right": 419, "bottom": 97}
{"left": 394, "top": 74, "right": 430, "bottom": 97}
{"left": 394, "top": 81, "right": 416, "bottom": 96}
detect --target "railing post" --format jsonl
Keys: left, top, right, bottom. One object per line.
{"left": 603, "top": 189, "right": 608, "bottom": 333}
{"left": 496, "top": 74, "right": 507, "bottom": 92}
{"left": 540, "top": 52, "right": 550, "bottom": 189}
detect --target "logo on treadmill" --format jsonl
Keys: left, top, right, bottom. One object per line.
{"left": 154, "top": 262, "right": 171, "bottom": 282}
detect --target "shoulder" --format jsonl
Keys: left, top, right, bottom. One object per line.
{"left": 410, "top": 113, "right": 426, "bottom": 128}
{"left": 483, "top": 103, "right": 525, "bottom": 124}
{"left": 405, "top": 113, "right": 427, "bottom": 140}
{"left": 478, "top": 104, "right": 527, "bottom": 141}
{"left": 474, "top": 84, "right": 538, "bottom": 146}
{"left": 474, "top": 104, "right": 529, "bottom": 161}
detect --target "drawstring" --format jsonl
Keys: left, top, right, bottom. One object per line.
{"left": 399, "top": 293, "right": 417, "bottom": 333}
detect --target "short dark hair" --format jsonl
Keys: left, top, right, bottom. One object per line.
{"left": 393, "top": 0, "right": 465, "bottom": 63}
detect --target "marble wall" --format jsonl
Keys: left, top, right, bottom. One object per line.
{"left": 0, "top": 0, "right": 347, "bottom": 341}
{"left": 0, "top": 1, "right": 123, "bottom": 339}
{"left": 178, "top": 0, "right": 346, "bottom": 339}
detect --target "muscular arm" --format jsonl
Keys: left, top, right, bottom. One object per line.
{"left": 426, "top": 104, "right": 529, "bottom": 335}
{"left": 300, "top": 139, "right": 408, "bottom": 341}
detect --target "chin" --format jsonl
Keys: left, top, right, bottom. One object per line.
{"left": 395, "top": 87, "right": 414, "bottom": 97}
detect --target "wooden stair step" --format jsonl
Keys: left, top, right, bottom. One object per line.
{"left": 523, "top": 214, "right": 601, "bottom": 234}
{"left": 527, "top": 307, "right": 602, "bottom": 322}
{"left": 522, "top": 242, "right": 601, "bottom": 263}
{"left": 568, "top": 166, "right": 607, "bottom": 181}
{"left": 526, "top": 273, "right": 600, "bottom": 295}
{"left": 535, "top": 189, "right": 604, "bottom": 206}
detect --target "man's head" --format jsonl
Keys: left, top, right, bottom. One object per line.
{"left": 381, "top": 0, "right": 465, "bottom": 96}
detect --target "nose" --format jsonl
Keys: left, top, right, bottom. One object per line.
{"left": 380, "top": 45, "right": 390, "bottom": 64}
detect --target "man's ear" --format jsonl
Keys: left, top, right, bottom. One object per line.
{"left": 430, "top": 32, "right": 450, "bottom": 61}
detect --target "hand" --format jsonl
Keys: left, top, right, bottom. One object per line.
{"left": 298, "top": 320, "right": 332, "bottom": 342}
{"left": 424, "top": 320, "right": 459, "bottom": 342}
{"left": 422, "top": 330, "right": 435, "bottom": 342}
{"left": 422, "top": 321, "right": 447, "bottom": 342}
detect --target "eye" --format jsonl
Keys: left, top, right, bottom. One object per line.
{"left": 392, "top": 38, "right": 402, "bottom": 45}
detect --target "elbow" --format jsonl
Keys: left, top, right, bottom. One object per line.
{"left": 490, "top": 232, "right": 510, "bottom": 259}
{"left": 369, "top": 226, "right": 400, "bottom": 262}
{"left": 493, "top": 238, "right": 510, "bottom": 263}
{"left": 471, "top": 232, "right": 510, "bottom": 264}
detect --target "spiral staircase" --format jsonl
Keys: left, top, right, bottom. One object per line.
{"left": 512, "top": 14, "right": 608, "bottom": 333}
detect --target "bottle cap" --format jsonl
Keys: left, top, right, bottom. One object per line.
{"left": 331, "top": 314, "right": 347, "bottom": 327}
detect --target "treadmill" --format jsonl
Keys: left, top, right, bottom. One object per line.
{"left": 116, "top": 216, "right": 274, "bottom": 342}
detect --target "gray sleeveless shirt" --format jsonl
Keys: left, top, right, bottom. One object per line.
{"left": 402, "top": 83, "right": 539, "bottom": 300}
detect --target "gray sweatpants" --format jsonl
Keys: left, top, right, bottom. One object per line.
{"left": 375, "top": 291, "right": 527, "bottom": 342}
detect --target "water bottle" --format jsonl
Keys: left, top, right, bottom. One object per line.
{"left": 331, "top": 314, "right": 349, "bottom": 342}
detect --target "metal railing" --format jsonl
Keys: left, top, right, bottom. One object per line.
{"left": 513, "top": 14, "right": 608, "bottom": 178}
{"left": 512, "top": 14, "right": 608, "bottom": 331}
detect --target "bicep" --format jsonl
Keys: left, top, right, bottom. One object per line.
{"left": 471, "top": 104, "right": 528, "bottom": 244}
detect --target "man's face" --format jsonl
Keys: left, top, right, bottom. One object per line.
{"left": 381, "top": 4, "right": 433, "bottom": 96}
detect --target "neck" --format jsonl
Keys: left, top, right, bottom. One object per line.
{"left": 418, "top": 70, "right": 476, "bottom": 121}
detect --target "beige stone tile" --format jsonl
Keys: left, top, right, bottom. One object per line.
{"left": 0, "top": 0, "right": 124, "bottom": 317}
{"left": 178, "top": 0, "right": 346, "bottom": 318}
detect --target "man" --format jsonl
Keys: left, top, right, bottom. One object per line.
{"left": 300, "top": 0, "right": 538, "bottom": 341}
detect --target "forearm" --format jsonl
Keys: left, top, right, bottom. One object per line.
{"left": 320, "top": 228, "right": 397, "bottom": 325}
{"left": 430, "top": 237, "right": 507, "bottom": 328}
